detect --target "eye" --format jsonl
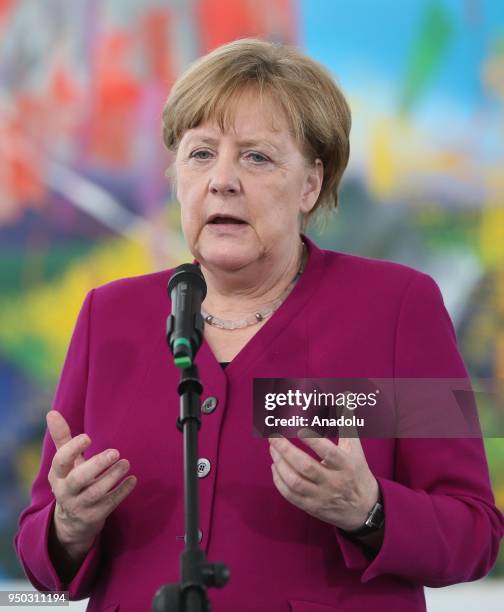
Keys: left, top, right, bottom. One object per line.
{"left": 190, "top": 149, "right": 213, "bottom": 160}
{"left": 245, "top": 152, "right": 270, "bottom": 164}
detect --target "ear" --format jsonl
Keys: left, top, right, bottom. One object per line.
{"left": 300, "top": 158, "right": 323, "bottom": 214}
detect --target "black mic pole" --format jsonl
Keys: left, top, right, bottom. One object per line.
{"left": 153, "top": 264, "right": 230, "bottom": 612}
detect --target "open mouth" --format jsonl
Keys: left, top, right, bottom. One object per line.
{"left": 208, "top": 216, "right": 247, "bottom": 225}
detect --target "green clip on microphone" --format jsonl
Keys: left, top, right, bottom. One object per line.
{"left": 166, "top": 264, "right": 207, "bottom": 369}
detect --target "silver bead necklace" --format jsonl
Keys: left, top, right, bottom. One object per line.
{"left": 201, "top": 243, "right": 307, "bottom": 331}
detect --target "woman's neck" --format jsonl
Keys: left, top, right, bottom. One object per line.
{"left": 200, "top": 240, "right": 304, "bottom": 320}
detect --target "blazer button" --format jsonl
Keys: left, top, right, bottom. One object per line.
{"left": 201, "top": 396, "right": 218, "bottom": 414}
{"left": 197, "top": 458, "right": 211, "bottom": 477}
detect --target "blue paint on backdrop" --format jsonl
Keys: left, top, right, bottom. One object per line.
{"left": 299, "top": 0, "right": 504, "bottom": 111}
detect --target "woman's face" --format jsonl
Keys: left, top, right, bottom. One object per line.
{"left": 174, "top": 89, "right": 323, "bottom": 272}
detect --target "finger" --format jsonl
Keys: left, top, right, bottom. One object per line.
{"left": 335, "top": 406, "right": 366, "bottom": 459}
{"left": 46, "top": 410, "right": 73, "bottom": 450}
{"left": 269, "top": 437, "right": 325, "bottom": 485}
{"left": 79, "top": 459, "right": 131, "bottom": 506}
{"left": 51, "top": 433, "right": 91, "bottom": 478}
{"left": 74, "top": 452, "right": 86, "bottom": 468}
{"left": 337, "top": 403, "right": 362, "bottom": 441}
{"left": 271, "top": 463, "right": 294, "bottom": 501}
{"left": 269, "top": 445, "right": 319, "bottom": 498}
{"left": 66, "top": 449, "right": 121, "bottom": 496}
{"left": 296, "top": 429, "right": 346, "bottom": 470}
{"left": 271, "top": 464, "right": 316, "bottom": 517}
{"left": 100, "top": 475, "right": 137, "bottom": 515}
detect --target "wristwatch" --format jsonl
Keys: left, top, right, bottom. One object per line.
{"left": 344, "top": 494, "right": 385, "bottom": 538}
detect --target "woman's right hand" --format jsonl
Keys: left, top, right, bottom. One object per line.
{"left": 46, "top": 410, "right": 137, "bottom": 560}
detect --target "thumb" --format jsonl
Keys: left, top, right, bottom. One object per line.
{"left": 46, "top": 410, "right": 87, "bottom": 467}
{"left": 46, "top": 410, "right": 72, "bottom": 450}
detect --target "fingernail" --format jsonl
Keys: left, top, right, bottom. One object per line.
{"left": 108, "top": 450, "right": 119, "bottom": 461}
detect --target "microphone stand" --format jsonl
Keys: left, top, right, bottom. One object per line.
{"left": 152, "top": 363, "right": 230, "bottom": 611}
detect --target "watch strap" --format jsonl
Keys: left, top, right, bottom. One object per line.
{"left": 343, "top": 494, "right": 384, "bottom": 538}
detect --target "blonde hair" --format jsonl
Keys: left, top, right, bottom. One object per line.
{"left": 162, "top": 38, "right": 351, "bottom": 229}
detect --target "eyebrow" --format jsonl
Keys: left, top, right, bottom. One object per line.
{"left": 185, "top": 135, "right": 282, "bottom": 153}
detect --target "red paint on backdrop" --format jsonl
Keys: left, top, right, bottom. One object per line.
{"left": 50, "top": 66, "right": 81, "bottom": 107}
{"left": 0, "top": 0, "right": 14, "bottom": 21}
{"left": 87, "top": 33, "right": 142, "bottom": 166}
{"left": 1, "top": 122, "right": 45, "bottom": 212}
{"left": 6, "top": 97, "right": 46, "bottom": 206}
{"left": 141, "top": 8, "right": 174, "bottom": 84}
{"left": 196, "top": 0, "right": 298, "bottom": 53}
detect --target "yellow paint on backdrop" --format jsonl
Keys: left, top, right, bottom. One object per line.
{"left": 479, "top": 206, "right": 504, "bottom": 267}
{"left": 0, "top": 237, "right": 181, "bottom": 381}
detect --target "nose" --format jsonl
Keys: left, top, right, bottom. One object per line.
{"left": 208, "top": 153, "right": 240, "bottom": 196}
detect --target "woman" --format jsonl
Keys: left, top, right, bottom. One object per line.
{"left": 15, "top": 39, "right": 503, "bottom": 611}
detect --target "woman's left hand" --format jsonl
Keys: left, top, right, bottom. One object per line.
{"left": 269, "top": 429, "right": 379, "bottom": 531}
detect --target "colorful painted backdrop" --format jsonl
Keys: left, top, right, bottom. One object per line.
{"left": 0, "top": 0, "right": 502, "bottom": 579}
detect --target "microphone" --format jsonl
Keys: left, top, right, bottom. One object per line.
{"left": 166, "top": 263, "right": 207, "bottom": 368}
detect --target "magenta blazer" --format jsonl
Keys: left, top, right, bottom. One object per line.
{"left": 15, "top": 236, "right": 504, "bottom": 611}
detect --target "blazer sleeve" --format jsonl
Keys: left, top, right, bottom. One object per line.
{"left": 334, "top": 272, "right": 504, "bottom": 586}
{"left": 13, "top": 289, "right": 102, "bottom": 599}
